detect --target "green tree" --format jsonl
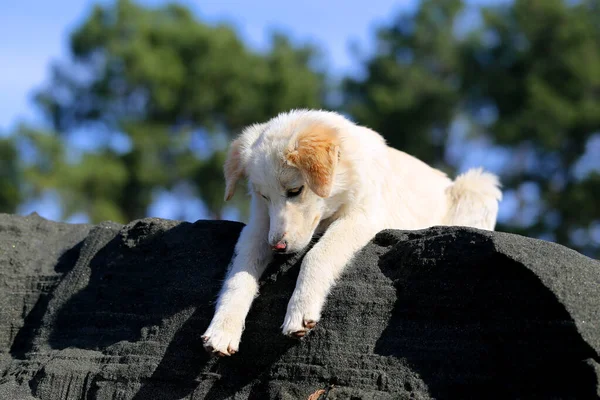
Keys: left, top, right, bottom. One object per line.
{"left": 0, "top": 136, "right": 21, "bottom": 213}
{"left": 345, "top": 0, "right": 600, "bottom": 257}
{"left": 22, "top": 0, "right": 325, "bottom": 222}
{"left": 464, "top": 0, "right": 600, "bottom": 256}
{"left": 344, "top": 0, "right": 464, "bottom": 172}
{"left": 7, "top": 0, "right": 599, "bottom": 257}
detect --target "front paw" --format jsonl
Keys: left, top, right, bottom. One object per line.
{"left": 201, "top": 323, "right": 242, "bottom": 357}
{"left": 281, "top": 300, "right": 320, "bottom": 338}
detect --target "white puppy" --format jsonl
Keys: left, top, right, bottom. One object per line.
{"left": 202, "top": 109, "right": 502, "bottom": 356}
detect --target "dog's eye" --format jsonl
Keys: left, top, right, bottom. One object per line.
{"left": 259, "top": 193, "right": 269, "bottom": 201}
{"left": 286, "top": 186, "right": 304, "bottom": 198}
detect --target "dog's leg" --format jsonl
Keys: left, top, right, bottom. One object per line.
{"left": 202, "top": 196, "right": 271, "bottom": 356}
{"left": 281, "top": 212, "right": 378, "bottom": 337}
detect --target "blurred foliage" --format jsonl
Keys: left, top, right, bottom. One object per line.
{"left": 344, "top": 0, "right": 600, "bottom": 257}
{"left": 4, "top": 0, "right": 600, "bottom": 257}
{"left": 0, "top": 136, "right": 21, "bottom": 212}
{"left": 345, "top": 0, "right": 464, "bottom": 172}
{"left": 19, "top": 0, "right": 325, "bottom": 221}
{"left": 462, "top": 0, "right": 600, "bottom": 254}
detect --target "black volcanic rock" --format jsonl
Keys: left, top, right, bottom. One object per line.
{"left": 0, "top": 213, "right": 599, "bottom": 399}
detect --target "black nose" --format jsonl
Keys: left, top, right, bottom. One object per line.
{"left": 271, "top": 240, "right": 287, "bottom": 252}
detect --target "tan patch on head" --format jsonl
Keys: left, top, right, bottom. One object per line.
{"left": 285, "top": 124, "right": 340, "bottom": 198}
{"left": 223, "top": 139, "right": 243, "bottom": 201}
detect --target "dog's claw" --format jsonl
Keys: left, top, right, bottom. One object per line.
{"left": 203, "top": 343, "right": 232, "bottom": 357}
{"left": 211, "top": 345, "right": 236, "bottom": 357}
{"left": 201, "top": 329, "right": 240, "bottom": 356}
{"left": 284, "top": 318, "right": 319, "bottom": 338}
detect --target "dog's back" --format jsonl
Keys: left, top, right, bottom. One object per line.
{"left": 379, "top": 147, "right": 454, "bottom": 230}
{"left": 346, "top": 125, "right": 502, "bottom": 232}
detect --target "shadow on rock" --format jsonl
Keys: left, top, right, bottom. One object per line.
{"left": 133, "top": 253, "right": 302, "bottom": 400}
{"left": 46, "top": 218, "right": 303, "bottom": 400}
{"left": 373, "top": 228, "right": 599, "bottom": 399}
{"left": 10, "top": 240, "right": 85, "bottom": 358}
{"left": 48, "top": 220, "right": 242, "bottom": 351}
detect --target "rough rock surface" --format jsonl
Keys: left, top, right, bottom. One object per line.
{"left": 0, "top": 212, "right": 599, "bottom": 399}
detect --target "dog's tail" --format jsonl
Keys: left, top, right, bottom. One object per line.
{"left": 444, "top": 168, "right": 502, "bottom": 230}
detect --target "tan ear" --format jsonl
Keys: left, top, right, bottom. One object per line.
{"left": 285, "top": 124, "right": 340, "bottom": 198}
{"left": 223, "top": 139, "right": 243, "bottom": 201}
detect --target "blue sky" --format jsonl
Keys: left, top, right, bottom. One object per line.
{"left": 1, "top": 0, "right": 518, "bottom": 223}
{"left": 0, "top": 0, "right": 423, "bottom": 130}
{"left": 0, "top": 0, "right": 512, "bottom": 130}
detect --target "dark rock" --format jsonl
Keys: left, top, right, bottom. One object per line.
{"left": 0, "top": 213, "right": 598, "bottom": 399}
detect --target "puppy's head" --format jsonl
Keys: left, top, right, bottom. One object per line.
{"left": 224, "top": 113, "right": 341, "bottom": 254}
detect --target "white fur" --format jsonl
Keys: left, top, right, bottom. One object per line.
{"left": 202, "top": 109, "right": 502, "bottom": 355}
